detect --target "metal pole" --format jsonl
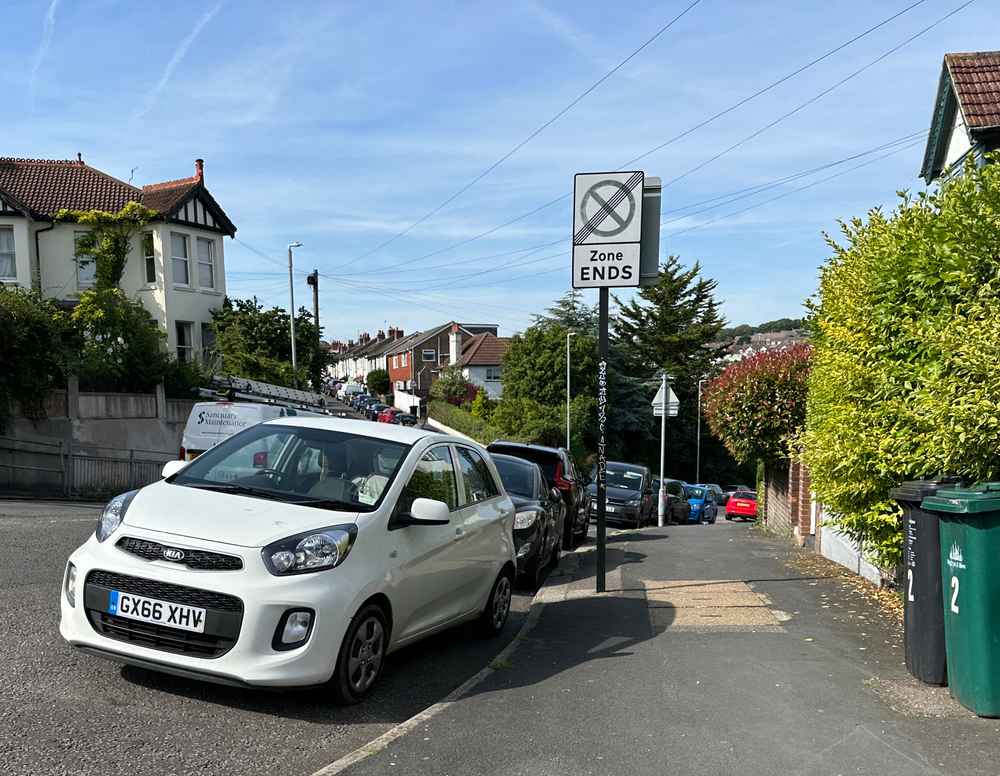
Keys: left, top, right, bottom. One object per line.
{"left": 565, "top": 331, "right": 576, "bottom": 450}
{"left": 288, "top": 244, "right": 299, "bottom": 387}
{"left": 310, "top": 269, "right": 320, "bottom": 343}
{"left": 658, "top": 371, "right": 667, "bottom": 527}
{"left": 696, "top": 378, "right": 705, "bottom": 484}
{"left": 596, "top": 288, "right": 608, "bottom": 594}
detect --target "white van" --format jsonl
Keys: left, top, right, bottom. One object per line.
{"left": 180, "top": 402, "right": 309, "bottom": 460}
{"left": 339, "top": 383, "right": 365, "bottom": 401}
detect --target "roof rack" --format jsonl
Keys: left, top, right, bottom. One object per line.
{"left": 202, "top": 375, "right": 331, "bottom": 414}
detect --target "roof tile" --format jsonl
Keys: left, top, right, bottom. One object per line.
{"left": 946, "top": 51, "right": 1000, "bottom": 130}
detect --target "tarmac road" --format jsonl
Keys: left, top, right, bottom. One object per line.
{"left": 0, "top": 499, "right": 531, "bottom": 776}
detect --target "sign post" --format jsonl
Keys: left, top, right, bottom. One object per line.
{"left": 573, "top": 171, "right": 659, "bottom": 593}
{"left": 651, "top": 377, "right": 679, "bottom": 527}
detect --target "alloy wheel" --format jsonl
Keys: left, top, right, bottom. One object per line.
{"left": 347, "top": 616, "right": 384, "bottom": 694}
{"left": 493, "top": 575, "right": 512, "bottom": 630}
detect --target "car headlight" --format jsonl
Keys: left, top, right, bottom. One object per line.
{"left": 64, "top": 562, "right": 77, "bottom": 607}
{"left": 514, "top": 510, "right": 540, "bottom": 530}
{"left": 96, "top": 490, "right": 137, "bottom": 542}
{"left": 628, "top": 498, "right": 641, "bottom": 507}
{"left": 262, "top": 524, "right": 357, "bottom": 576}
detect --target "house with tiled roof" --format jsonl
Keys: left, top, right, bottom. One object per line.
{"left": 0, "top": 156, "right": 236, "bottom": 362}
{"left": 385, "top": 322, "right": 499, "bottom": 396}
{"left": 457, "top": 331, "right": 510, "bottom": 398}
{"left": 921, "top": 51, "right": 1000, "bottom": 183}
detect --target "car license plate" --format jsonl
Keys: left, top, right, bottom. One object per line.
{"left": 108, "top": 590, "right": 206, "bottom": 633}
{"left": 606, "top": 505, "right": 616, "bottom": 513}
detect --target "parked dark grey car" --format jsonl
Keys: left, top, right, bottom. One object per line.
{"left": 586, "top": 461, "right": 654, "bottom": 528}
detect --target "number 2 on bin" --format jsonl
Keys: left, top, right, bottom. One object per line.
{"left": 950, "top": 576, "right": 960, "bottom": 614}
{"left": 907, "top": 568, "right": 914, "bottom": 602}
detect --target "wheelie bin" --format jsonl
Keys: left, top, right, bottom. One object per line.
{"left": 922, "top": 483, "right": 1000, "bottom": 717}
{"left": 889, "top": 478, "right": 960, "bottom": 686}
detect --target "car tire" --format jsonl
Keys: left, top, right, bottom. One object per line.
{"left": 478, "top": 569, "right": 514, "bottom": 638}
{"left": 726, "top": 514, "right": 734, "bottom": 521}
{"left": 330, "top": 603, "right": 389, "bottom": 705}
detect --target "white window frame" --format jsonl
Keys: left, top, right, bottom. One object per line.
{"left": 170, "top": 232, "right": 190, "bottom": 286}
{"left": 196, "top": 236, "right": 216, "bottom": 289}
{"left": 74, "top": 231, "right": 96, "bottom": 289}
{"left": 392, "top": 355, "right": 398, "bottom": 369}
{"left": 175, "top": 321, "right": 194, "bottom": 363}
{"left": 200, "top": 322, "right": 216, "bottom": 362}
{"left": 402, "top": 352, "right": 408, "bottom": 367}
{"left": 142, "top": 231, "right": 156, "bottom": 284}
{"left": 486, "top": 366, "right": 502, "bottom": 381}
{"left": 0, "top": 226, "right": 15, "bottom": 280}
{"left": 422, "top": 349, "right": 436, "bottom": 362}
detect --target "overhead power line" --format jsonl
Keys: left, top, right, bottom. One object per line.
{"left": 327, "top": 0, "right": 705, "bottom": 273}
{"left": 337, "top": 0, "right": 931, "bottom": 275}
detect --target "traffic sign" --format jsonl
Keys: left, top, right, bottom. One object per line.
{"left": 651, "top": 383, "right": 679, "bottom": 417}
{"left": 572, "top": 171, "right": 644, "bottom": 289}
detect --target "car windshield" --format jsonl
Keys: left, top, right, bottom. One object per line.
{"left": 171, "top": 423, "right": 410, "bottom": 511}
{"left": 493, "top": 457, "right": 536, "bottom": 498}
{"left": 490, "top": 445, "right": 559, "bottom": 482}
{"left": 604, "top": 466, "right": 644, "bottom": 491}
{"left": 733, "top": 490, "right": 756, "bottom": 499}
{"left": 687, "top": 487, "right": 706, "bottom": 499}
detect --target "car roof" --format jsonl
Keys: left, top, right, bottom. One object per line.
{"left": 264, "top": 415, "right": 451, "bottom": 445}
{"left": 491, "top": 452, "right": 541, "bottom": 470}
{"left": 487, "top": 440, "right": 565, "bottom": 457}
{"left": 606, "top": 461, "right": 648, "bottom": 472}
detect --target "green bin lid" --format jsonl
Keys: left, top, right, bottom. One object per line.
{"left": 921, "top": 482, "right": 1000, "bottom": 515}
{"left": 889, "top": 477, "right": 963, "bottom": 502}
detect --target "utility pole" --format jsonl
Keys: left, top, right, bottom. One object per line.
{"left": 565, "top": 331, "right": 576, "bottom": 450}
{"left": 307, "top": 269, "right": 320, "bottom": 345}
{"left": 288, "top": 242, "right": 302, "bottom": 387}
{"left": 658, "top": 371, "right": 668, "bottom": 527}
{"left": 696, "top": 377, "right": 707, "bottom": 484}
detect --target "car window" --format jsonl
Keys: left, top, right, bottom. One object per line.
{"left": 603, "top": 466, "right": 644, "bottom": 490}
{"left": 493, "top": 456, "right": 536, "bottom": 499}
{"left": 398, "top": 446, "right": 458, "bottom": 512}
{"left": 172, "top": 424, "right": 409, "bottom": 511}
{"left": 666, "top": 481, "right": 684, "bottom": 497}
{"left": 489, "top": 445, "right": 558, "bottom": 482}
{"left": 456, "top": 447, "right": 500, "bottom": 504}
{"left": 687, "top": 486, "right": 705, "bottom": 498}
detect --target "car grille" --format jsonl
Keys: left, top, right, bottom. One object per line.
{"left": 116, "top": 537, "right": 243, "bottom": 571}
{"left": 86, "top": 570, "right": 243, "bottom": 612}
{"left": 86, "top": 611, "right": 238, "bottom": 658}
{"left": 84, "top": 570, "right": 243, "bottom": 659}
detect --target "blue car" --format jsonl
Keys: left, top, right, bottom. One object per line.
{"left": 686, "top": 484, "right": 718, "bottom": 524}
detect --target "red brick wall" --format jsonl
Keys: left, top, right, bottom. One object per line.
{"left": 765, "top": 459, "right": 814, "bottom": 546}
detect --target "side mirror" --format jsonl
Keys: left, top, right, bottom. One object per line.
{"left": 162, "top": 459, "right": 186, "bottom": 479}
{"left": 393, "top": 497, "right": 450, "bottom": 529}
{"left": 550, "top": 487, "right": 562, "bottom": 502}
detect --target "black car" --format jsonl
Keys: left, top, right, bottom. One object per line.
{"left": 351, "top": 394, "right": 371, "bottom": 410}
{"left": 586, "top": 461, "right": 654, "bottom": 528}
{"left": 486, "top": 441, "right": 588, "bottom": 549}
{"left": 392, "top": 413, "right": 418, "bottom": 426}
{"left": 492, "top": 454, "right": 564, "bottom": 588}
{"left": 652, "top": 477, "right": 692, "bottom": 524}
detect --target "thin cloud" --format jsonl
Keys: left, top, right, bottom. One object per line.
{"left": 133, "top": 2, "right": 224, "bottom": 120}
{"left": 29, "top": 0, "right": 60, "bottom": 110}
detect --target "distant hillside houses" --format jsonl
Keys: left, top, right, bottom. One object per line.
{"left": 708, "top": 319, "right": 808, "bottom": 357}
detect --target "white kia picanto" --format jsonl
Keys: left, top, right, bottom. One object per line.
{"left": 59, "top": 417, "right": 517, "bottom": 703}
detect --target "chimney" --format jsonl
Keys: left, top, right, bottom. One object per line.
{"left": 394, "top": 327, "right": 404, "bottom": 340}
{"left": 377, "top": 329, "right": 386, "bottom": 341}
{"left": 76, "top": 152, "right": 84, "bottom": 165}
{"left": 195, "top": 158, "right": 204, "bottom": 181}
{"left": 449, "top": 323, "right": 462, "bottom": 365}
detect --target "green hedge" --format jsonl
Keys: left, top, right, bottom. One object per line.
{"left": 429, "top": 400, "right": 506, "bottom": 445}
{"left": 801, "top": 155, "right": 1000, "bottom": 567}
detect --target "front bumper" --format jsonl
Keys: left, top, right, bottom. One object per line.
{"left": 60, "top": 528, "right": 357, "bottom": 688}
{"left": 513, "top": 525, "right": 543, "bottom": 574}
{"left": 589, "top": 503, "right": 639, "bottom": 522}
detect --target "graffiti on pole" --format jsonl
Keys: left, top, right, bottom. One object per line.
{"left": 597, "top": 359, "right": 608, "bottom": 487}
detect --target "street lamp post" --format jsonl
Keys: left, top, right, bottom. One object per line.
{"left": 288, "top": 242, "right": 302, "bottom": 387}
{"left": 565, "top": 331, "right": 576, "bottom": 450}
{"left": 696, "top": 377, "right": 707, "bottom": 484}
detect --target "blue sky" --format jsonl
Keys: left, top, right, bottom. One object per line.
{"left": 6, "top": 0, "right": 996, "bottom": 340}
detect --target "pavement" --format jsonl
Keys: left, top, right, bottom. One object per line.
{"left": 341, "top": 520, "right": 1000, "bottom": 776}
{"left": 0, "top": 499, "right": 533, "bottom": 776}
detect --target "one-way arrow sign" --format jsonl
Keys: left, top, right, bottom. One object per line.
{"left": 651, "top": 384, "right": 679, "bottom": 417}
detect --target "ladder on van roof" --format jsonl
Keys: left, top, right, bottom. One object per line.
{"left": 202, "top": 375, "right": 332, "bottom": 414}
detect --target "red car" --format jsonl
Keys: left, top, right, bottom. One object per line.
{"left": 725, "top": 489, "right": 758, "bottom": 521}
{"left": 377, "top": 407, "right": 402, "bottom": 423}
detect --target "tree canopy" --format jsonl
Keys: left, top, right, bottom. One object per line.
{"left": 211, "top": 297, "right": 324, "bottom": 389}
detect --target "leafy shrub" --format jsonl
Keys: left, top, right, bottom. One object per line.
{"left": 801, "top": 156, "right": 1000, "bottom": 567}
{"left": 428, "top": 400, "right": 506, "bottom": 445}
{"left": 429, "top": 366, "right": 472, "bottom": 405}
{"left": 163, "top": 358, "right": 210, "bottom": 399}
{"left": 367, "top": 368, "right": 390, "bottom": 397}
{"left": 0, "top": 287, "right": 78, "bottom": 430}
{"left": 71, "top": 289, "right": 171, "bottom": 392}
{"left": 702, "top": 344, "right": 811, "bottom": 464}
{"left": 470, "top": 388, "right": 496, "bottom": 423}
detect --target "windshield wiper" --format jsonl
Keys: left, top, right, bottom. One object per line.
{"left": 292, "top": 498, "right": 365, "bottom": 512}
{"left": 183, "top": 482, "right": 287, "bottom": 502}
